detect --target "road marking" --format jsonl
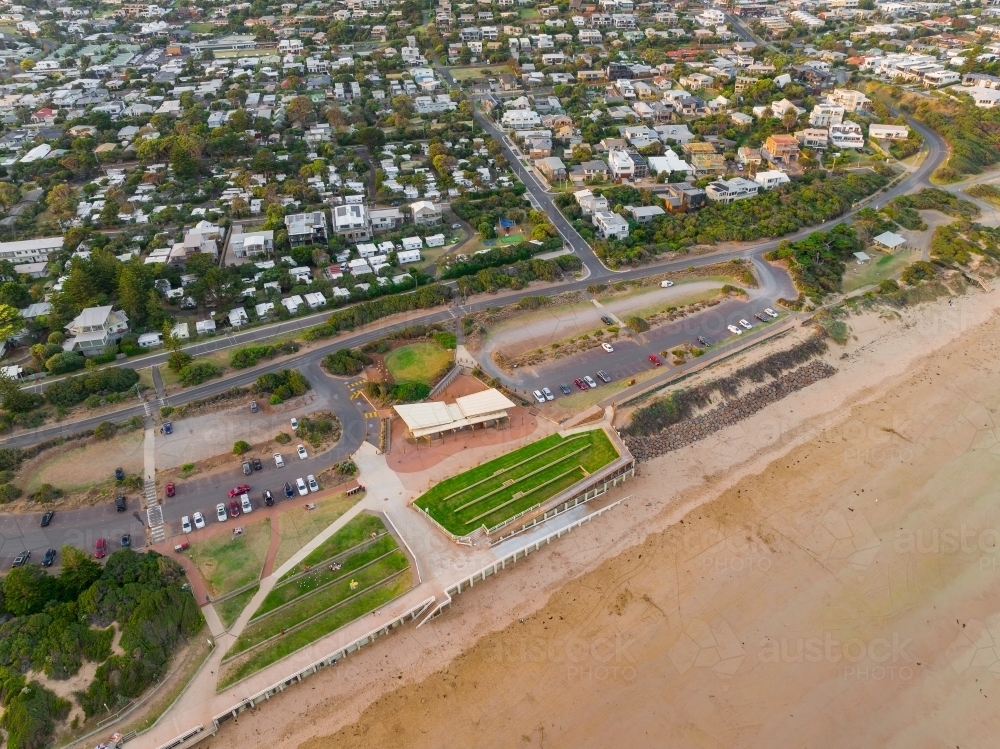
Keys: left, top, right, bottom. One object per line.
{"left": 364, "top": 411, "right": 378, "bottom": 419}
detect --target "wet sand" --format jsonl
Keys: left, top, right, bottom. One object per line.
{"left": 205, "top": 289, "right": 1000, "bottom": 749}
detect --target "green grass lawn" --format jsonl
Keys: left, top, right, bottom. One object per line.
{"left": 842, "top": 251, "right": 912, "bottom": 293}
{"left": 281, "top": 514, "right": 388, "bottom": 580}
{"left": 414, "top": 430, "right": 619, "bottom": 534}
{"left": 188, "top": 519, "right": 271, "bottom": 597}
{"left": 448, "top": 64, "right": 512, "bottom": 81}
{"left": 384, "top": 342, "right": 453, "bottom": 385}
{"left": 217, "top": 585, "right": 258, "bottom": 629}
{"left": 271, "top": 491, "right": 363, "bottom": 570}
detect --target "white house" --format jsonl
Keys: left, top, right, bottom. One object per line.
{"left": 753, "top": 170, "right": 791, "bottom": 190}
{"left": 401, "top": 236, "right": 423, "bottom": 252}
{"left": 705, "top": 177, "right": 760, "bottom": 204}
{"left": 425, "top": 234, "right": 445, "bottom": 248}
{"left": 593, "top": 211, "right": 630, "bottom": 240}
{"left": 398, "top": 249, "right": 423, "bottom": 263}
{"left": 137, "top": 332, "right": 162, "bottom": 348}
{"left": 228, "top": 307, "right": 249, "bottom": 327}
{"left": 304, "top": 292, "right": 327, "bottom": 309}
{"left": 830, "top": 121, "right": 864, "bottom": 149}
{"left": 869, "top": 124, "right": 909, "bottom": 140}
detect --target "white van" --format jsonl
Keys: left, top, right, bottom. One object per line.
{"left": 274, "top": 453, "right": 285, "bottom": 468}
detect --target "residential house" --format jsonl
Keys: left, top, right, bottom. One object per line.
{"left": 830, "top": 121, "right": 864, "bottom": 148}
{"left": 608, "top": 149, "right": 636, "bottom": 181}
{"left": 369, "top": 208, "right": 405, "bottom": 232}
{"left": 762, "top": 134, "right": 800, "bottom": 165}
{"left": 537, "top": 157, "right": 567, "bottom": 181}
{"left": 574, "top": 189, "right": 609, "bottom": 215}
{"left": 705, "top": 177, "right": 760, "bottom": 204}
{"left": 625, "top": 204, "right": 666, "bottom": 223}
{"left": 332, "top": 204, "right": 372, "bottom": 242}
{"left": 809, "top": 103, "right": 845, "bottom": 127}
{"left": 229, "top": 230, "right": 274, "bottom": 259}
{"left": 736, "top": 147, "right": 762, "bottom": 167}
{"left": 795, "top": 128, "right": 830, "bottom": 149}
{"left": 285, "top": 211, "right": 329, "bottom": 246}
{"left": 869, "top": 124, "right": 909, "bottom": 140}
{"left": 593, "top": 210, "right": 630, "bottom": 240}
{"left": 411, "top": 200, "right": 443, "bottom": 226}
{"left": 63, "top": 306, "right": 129, "bottom": 355}
{"left": 753, "top": 170, "right": 791, "bottom": 190}
{"left": 660, "top": 183, "right": 707, "bottom": 213}
{"left": 827, "top": 88, "right": 871, "bottom": 112}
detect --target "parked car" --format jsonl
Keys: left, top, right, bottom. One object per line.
{"left": 163, "top": 422, "right": 173, "bottom": 435}
{"left": 40, "top": 510, "right": 54, "bottom": 527}
{"left": 165, "top": 482, "right": 175, "bottom": 498}
{"left": 250, "top": 400, "right": 259, "bottom": 413}
{"left": 451, "top": 223, "right": 462, "bottom": 229}
{"left": 296, "top": 477, "right": 309, "bottom": 496}
{"left": 121, "top": 533, "right": 131, "bottom": 549}
{"left": 601, "top": 343, "right": 614, "bottom": 353}
{"left": 228, "top": 484, "right": 251, "bottom": 497}
{"left": 94, "top": 539, "right": 107, "bottom": 559}
{"left": 181, "top": 515, "right": 192, "bottom": 533}
{"left": 649, "top": 354, "right": 662, "bottom": 367}
{"left": 284, "top": 481, "right": 295, "bottom": 498}
{"left": 115, "top": 495, "right": 127, "bottom": 512}
{"left": 193, "top": 511, "right": 205, "bottom": 529}
{"left": 660, "top": 280, "right": 674, "bottom": 288}
{"left": 739, "top": 319, "right": 752, "bottom": 329}
{"left": 115, "top": 467, "right": 124, "bottom": 481}
{"left": 42, "top": 549, "right": 56, "bottom": 567}
{"left": 597, "top": 370, "right": 611, "bottom": 383}
{"left": 601, "top": 315, "right": 614, "bottom": 325}
{"left": 252, "top": 458, "right": 262, "bottom": 471}
{"left": 12, "top": 551, "right": 29, "bottom": 567}
{"left": 542, "top": 387, "right": 554, "bottom": 401}
{"left": 274, "top": 453, "right": 285, "bottom": 468}
{"left": 584, "top": 375, "right": 598, "bottom": 388}
{"left": 764, "top": 308, "right": 779, "bottom": 318}
{"left": 263, "top": 490, "right": 274, "bottom": 507}
{"left": 291, "top": 417, "right": 299, "bottom": 431}
{"left": 559, "top": 383, "right": 571, "bottom": 395}
{"left": 216, "top": 503, "right": 228, "bottom": 522}
{"left": 574, "top": 378, "right": 588, "bottom": 390}
{"left": 297, "top": 444, "right": 308, "bottom": 460}
{"left": 241, "top": 494, "right": 253, "bottom": 514}
{"left": 228, "top": 500, "right": 240, "bottom": 518}
{"left": 697, "top": 336, "right": 712, "bottom": 347}
{"left": 727, "top": 325, "right": 742, "bottom": 335}
{"left": 242, "top": 461, "right": 252, "bottom": 476}
{"left": 532, "top": 390, "right": 546, "bottom": 404}
{"left": 307, "top": 475, "right": 319, "bottom": 492}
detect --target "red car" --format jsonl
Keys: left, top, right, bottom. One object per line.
{"left": 229, "top": 500, "right": 241, "bottom": 518}
{"left": 165, "top": 481, "right": 175, "bottom": 498}
{"left": 574, "top": 378, "right": 588, "bottom": 391}
{"left": 94, "top": 538, "right": 108, "bottom": 559}
{"left": 649, "top": 354, "right": 662, "bottom": 367}
{"left": 228, "top": 484, "right": 250, "bottom": 498}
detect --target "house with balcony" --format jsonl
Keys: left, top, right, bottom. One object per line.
{"left": 593, "top": 211, "right": 630, "bottom": 240}
{"left": 411, "top": 200, "right": 443, "bottom": 226}
{"left": 285, "top": 211, "right": 329, "bottom": 246}
{"left": 63, "top": 306, "right": 129, "bottom": 355}
{"left": 705, "top": 177, "right": 760, "bottom": 204}
{"left": 795, "top": 128, "right": 830, "bottom": 149}
{"left": 809, "top": 103, "right": 845, "bottom": 127}
{"left": 608, "top": 149, "right": 636, "bottom": 181}
{"left": 574, "top": 189, "right": 609, "bottom": 215}
{"left": 762, "top": 134, "right": 800, "bottom": 165}
{"left": 830, "top": 121, "right": 864, "bottom": 148}
{"left": 331, "top": 204, "right": 372, "bottom": 242}
{"left": 753, "top": 170, "right": 791, "bottom": 190}
{"left": 229, "top": 229, "right": 274, "bottom": 259}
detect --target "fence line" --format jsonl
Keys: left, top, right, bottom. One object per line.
{"left": 428, "top": 364, "right": 461, "bottom": 397}
{"left": 383, "top": 511, "right": 422, "bottom": 583}
{"left": 152, "top": 724, "right": 203, "bottom": 749}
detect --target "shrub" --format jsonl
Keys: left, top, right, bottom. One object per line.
{"left": 625, "top": 316, "right": 649, "bottom": 333}
{"left": 269, "top": 393, "right": 283, "bottom": 405}
{"left": 0, "top": 674, "right": 70, "bottom": 749}
{"left": 516, "top": 295, "right": 551, "bottom": 310}
{"left": 160, "top": 405, "right": 174, "bottom": 417}
{"left": 301, "top": 284, "right": 452, "bottom": 342}
{"left": 878, "top": 279, "right": 900, "bottom": 293}
{"left": 28, "top": 484, "right": 62, "bottom": 503}
{"left": 901, "top": 261, "right": 937, "bottom": 285}
{"left": 167, "top": 351, "right": 192, "bottom": 372}
{"left": 45, "top": 351, "right": 86, "bottom": 375}
{"left": 274, "top": 431, "right": 292, "bottom": 444}
{"left": 178, "top": 361, "right": 223, "bottom": 387}
{"left": 0, "top": 483, "right": 21, "bottom": 503}
{"left": 46, "top": 332, "right": 65, "bottom": 345}
{"left": 432, "top": 330, "right": 457, "bottom": 349}
{"left": 230, "top": 345, "right": 276, "bottom": 369}
{"left": 181, "top": 463, "right": 195, "bottom": 473}
{"left": 335, "top": 460, "right": 358, "bottom": 476}
{"left": 252, "top": 369, "right": 310, "bottom": 397}
{"left": 321, "top": 349, "right": 370, "bottom": 376}
{"left": 45, "top": 367, "right": 140, "bottom": 409}
{"left": 233, "top": 440, "right": 251, "bottom": 455}
{"left": 93, "top": 421, "right": 117, "bottom": 440}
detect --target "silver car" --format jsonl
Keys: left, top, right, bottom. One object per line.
{"left": 542, "top": 387, "right": 554, "bottom": 401}
{"left": 216, "top": 503, "right": 227, "bottom": 522}
{"left": 532, "top": 390, "right": 546, "bottom": 404}
{"left": 584, "top": 375, "right": 598, "bottom": 388}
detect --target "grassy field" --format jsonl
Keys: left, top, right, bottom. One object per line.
{"left": 281, "top": 514, "right": 387, "bottom": 580}
{"left": 188, "top": 519, "right": 271, "bottom": 597}
{"left": 414, "top": 429, "right": 619, "bottom": 534}
{"left": 272, "top": 491, "right": 363, "bottom": 570}
{"left": 384, "top": 342, "right": 453, "bottom": 385}
{"left": 842, "top": 251, "right": 912, "bottom": 293}
{"left": 26, "top": 432, "right": 143, "bottom": 493}
{"left": 217, "top": 585, "right": 258, "bottom": 629}
{"left": 448, "top": 65, "right": 511, "bottom": 81}
{"left": 218, "top": 573, "right": 410, "bottom": 688}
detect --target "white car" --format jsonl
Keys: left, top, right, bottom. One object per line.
{"left": 307, "top": 474, "right": 319, "bottom": 492}
{"left": 241, "top": 493, "right": 253, "bottom": 514}
{"left": 532, "top": 390, "right": 546, "bottom": 404}
{"left": 290, "top": 417, "right": 298, "bottom": 430}
{"left": 739, "top": 319, "right": 752, "bottom": 329}
{"left": 297, "top": 444, "right": 308, "bottom": 460}
{"left": 181, "top": 515, "right": 192, "bottom": 533}
{"left": 764, "top": 308, "right": 779, "bottom": 318}
{"left": 193, "top": 512, "right": 206, "bottom": 530}
{"left": 216, "top": 503, "right": 228, "bottom": 522}
{"left": 296, "top": 477, "right": 309, "bottom": 496}
{"left": 542, "top": 387, "right": 554, "bottom": 401}
{"left": 727, "top": 325, "right": 742, "bottom": 335}
{"left": 660, "top": 280, "right": 674, "bottom": 288}
{"left": 602, "top": 342, "right": 614, "bottom": 353}
{"left": 584, "top": 375, "right": 598, "bottom": 388}
{"left": 274, "top": 452, "right": 285, "bottom": 468}
{"left": 451, "top": 223, "right": 462, "bottom": 229}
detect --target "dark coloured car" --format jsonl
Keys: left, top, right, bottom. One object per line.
{"left": 559, "top": 383, "right": 571, "bottom": 395}
{"left": 574, "top": 378, "right": 587, "bottom": 391}
{"left": 229, "top": 500, "right": 241, "bottom": 518}
{"left": 697, "top": 336, "right": 712, "bottom": 347}
{"left": 250, "top": 400, "right": 259, "bottom": 413}
{"left": 12, "top": 551, "right": 29, "bottom": 567}
{"left": 597, "top": 370, "right": 611, "bottom": 383}
{"left": 163, "top": 422, "right": 173, "bottom": 435}
{"left": 115, "top": 495, "right": 127, "bottom": 512}
{"left": 242, "top": 461, "right": 252, "bottom": 476}
{"left": 263, "top": 490, "right": 274, "bottom": 507}
{"left": 601, "top": 315, "right": 614, "bottom": 325}
{"left": 94, "top": 539, "right": 107, "bottom": 559}
{"left": 121, "top": 533, "right": 131, "bottom": 549}
{"left": 284, "top": 481, "right": 295, "bottom": 499}
{"left": 754, "top": 312, "right": 767, "bottom": 322}
{"left": 40, "top": 510, "right": 54, "bottom": 527}
{"left": 115, "top": 467, "right": 125, "bottom": 481}
{"left": 42, "top": 549, "right": 56, "bottom": 567}
{"left": 252, "top": 458, "right": 263, "bottom": 472}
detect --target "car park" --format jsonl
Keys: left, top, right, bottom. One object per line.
{"left": 297, "top": 444, "right": 308, "bottom": 460}
{"left": 228, "top": 484, "right": 250, "bottom": 497}
{"left": 307, "top": 475, "right": 319, "bottom": 492}
{"left": 274, "top": 453, "right": 285, "bottom": 468}
{"left": 602, "top": 343, "right": 614, "bottom": 353}
{"left": 121, "top": 533, "right": 131, "bottom": 548}
{"left": 764, "top": 308, "right": 779, "bottom": 318}
{"left": 649, "top": 354, "right": 661, "bottom": 367}
{"left": 241, "top": 494, "right": 253, "bottom": 514}
{"left": 597, "top": 370, "right": 611, "bottom": 383}
{"left": 181, "top": 516, "right": 192, "bottom": 533}
{"left": 40, "top": 511, "right": 54, "bottom": 527}
{"left": 584, "top": 375, "right": 598, "bottom": 388}
{"left": 291, "top": 418, "right": 298, "bottom": 430}
{"left": 250, "top": 400, "right": 258, "bottom": 413}
{"left": 542, "top": 387, "right": 554, "bottom": 401}
{"left": 284, "top": 481, "right": 295, "bottom": 498}
{"left": 739, "top": 319, "right": 752, "bottom": 329}
{"left": 296, "top": 478, "right": 309, "bottom": 496}
{"left": 115, "top": 495, "right": 127, "bottom": 512}
{"left": 228, "top": 500, "right": 240, "bottom": 518}
{"left": 263, "top": 490, "right": 274, "bottom": 507}
{"left": 601, "top": 315, "right": 614, "bottom": 325}
{"left": 12, "top": 551, "right": 29, "bottom": 567}
{"left": 216, "top": 503, "right": 228, "bottom": 522}
{"left": 727, "top": 325, "right": 742, "bottom": 335}
{"left": 94, "top": 539, "right": 107, "bottom": 559}
{"left": 697, "top": 336, "right": 712, "bottom": 347}
{"left": 242, "top": 461, "right": 252, "bottom": 476}
{"left": 574, "top": 378, "right": 588, "bottom": 390}
{"left": 42, "top": 549, "right": 56, "bottom": 567}
{"left": 252, "top": 458, "right": 262, "bottom": 471}
{"left": 559, "top": 383, "right": 571, "bottom": 395}
{"left": 165, "top": 482, "right": 175, "bottom": 498}
{"left": 193, "top": 512, "right": 205, "bottom": 529}
{"left": 660, "top": 280, "right": 674, "bottom": 288}
{"left": 532, "top": 389, "right": 546, "bottom": 404}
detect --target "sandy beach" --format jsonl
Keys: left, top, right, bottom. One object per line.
{"left": 202, "top": 285, "right": 1000, "bottom": 749}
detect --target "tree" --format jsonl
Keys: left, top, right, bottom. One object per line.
{"left": 170, "top": 140, "right": 199, "bottom": 179}
{"left": 0, "top": 373, "right": 42, "bottom": 413}
{"left": 355, "top": 126, "right": 385, "bottom": 151}
{"left": 117, "top": 261, "right": 148, "bottom": 326}
{"left": 19, "top": 58, "right": 34, "bottom": 71}
{"left": 0, "top": 182, "right": 19, "bottom": 210}
{"left": 58, "top": 545, "right": 101, "bottom": 600}
{"left": 285, "top": 96, "right": 313, "bottom": 125}
{"left": 3, "top": 564, "right": 51, "bottom": 616}
{"left": 0, "top": 304, "right": 21, "bottom": 342}
{"left": 46, "top": 183, "right": 76, "bottom": 220}
{"left": 0, "top": 282, "right": 29, "bottom": 309}
{"left": 45, "top": 351, "right": 86, "bottom": 375}
{"left": 233, "top": 440, "right": 251, "bottom": 455}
